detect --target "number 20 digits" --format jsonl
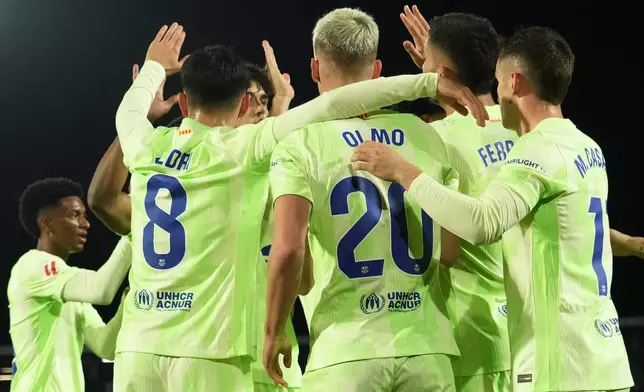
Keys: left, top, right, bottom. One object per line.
{"left": 330, "top": 176, "right": 432, "bottom": 279}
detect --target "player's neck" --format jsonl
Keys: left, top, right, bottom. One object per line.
{"left": 517, "top": 99, "right": 563, "bottom": 136}
{"left": 442, "top": 94, "right": 495, "bottom": 115}
{"left": 190, "top": 109, "right": 238, "bottom": 128}
{"left": 37, "top": 237, "right": 70, "bottom": 261}
{"left": 319, "top": 75, "right": 371, "bottom": 94}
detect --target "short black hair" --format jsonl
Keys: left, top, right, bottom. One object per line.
{"left": 180, "top": 45, "right": 251, "bottom": 110}
{"left": 500, "top": 26, "right": 574, "bottom": 105}
{"left": 429, "top": 13, "right": 501, "bottom": 96}
{"left": 245, "top": 62, "right": 275, "bottom": 110}
{"left": 391, "top": 98, "right": 445, "bottom": 118}
{"left": 19, "top": 178, "right": 84, "bottom": 239}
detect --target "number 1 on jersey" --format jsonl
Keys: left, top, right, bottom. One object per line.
{"left": 589, "top": 197, "right": 608, "bottom": 296}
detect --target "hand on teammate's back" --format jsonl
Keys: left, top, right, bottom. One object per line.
{"left": 145, "top": 23, "right": 189, "bottom": 76}
{"left": 401, "top": 5, "right": 429, "bottom": 69}
{"left": 132, "top": 64, "right": 179, "bottom": 122}
{"left": 350, "top": 140, "right": 422, "bottom": 188}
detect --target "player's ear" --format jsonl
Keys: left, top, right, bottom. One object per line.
{"left": 310, "top": 58, "right": 320, "bottom": 84}
{"left": 510, "top": 72, "right": 522, "bottom": 96}
{"left": 438, "top": 65, "right": 458, "bottom": 82}
{"left": 178, "top": 92, "right": 189, "bottom": 117}
{"left": 38, "top": 214, "right": 52, "bottom": 236}
{"left": 371, "top": 59, "right": 382, "bottom": 79}
{"left": 238, "top": 93, "right": 251, "bottom": 119}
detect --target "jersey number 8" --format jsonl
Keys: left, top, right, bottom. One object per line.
{"left": 142, "top": 174, "right": 188, "bottom": 270}
{"left": 330, "top": 176, "right": 433, "bottom": 279}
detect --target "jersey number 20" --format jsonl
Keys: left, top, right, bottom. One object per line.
{"left": 330, "top": 176, "right": 433, "bottom": 279}
{"left": 142, "top": 174, "right": 187, "bottom": 270}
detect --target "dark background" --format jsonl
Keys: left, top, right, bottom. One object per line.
{"left": 0, "top": 0, "right": 639, "bottom": 379}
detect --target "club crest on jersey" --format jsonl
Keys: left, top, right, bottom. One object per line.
{"left": 360, "top": 293, "right": 385, "bottom": 314}
{"left": 134, "top": 289, "right": 154, "bottom": 310}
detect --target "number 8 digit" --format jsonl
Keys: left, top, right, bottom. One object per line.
{"left": 143, "top": 174, "right": 188, "bottom": 270}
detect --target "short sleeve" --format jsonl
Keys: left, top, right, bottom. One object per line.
{"left": 219, "top": 117, "right": 278, "bottom": 172}
{"left": 21, "top": 254, "right": 81, "bottom": 302}
{"left": 269, "top": 131, "right": 313, "bottom": 205}
{"left": 492, "top": 132, "right": 568, "bottom": 205}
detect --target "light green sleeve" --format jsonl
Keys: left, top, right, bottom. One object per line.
{"left": 268, "top": 132, "right": 313, "bottom": 205}
{"left": 271, "top": 73, "right": 438, "bottom": 142}
{"left": 406, "top": 135, "right": 566, "bottom": 245}
{"left": 223, "top": 73, "right": 439, "bottom": 170}
{"left": 115, "top": 60, "right": 165, "bottom": 168}
{"left": 22, "top": 255, "right": 80, "bottom": 302}
{"left": 82, "top": 303, "right": 124, "bottom": 360}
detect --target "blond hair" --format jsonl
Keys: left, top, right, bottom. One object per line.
{"left": 312, "top": 8, "right": 379, "bottom": 71}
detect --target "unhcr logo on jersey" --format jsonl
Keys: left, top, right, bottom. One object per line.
{"left": 387, "top": 292, "right": 421, "bottom": 312}
{"left": 360, "top": 293, "right": 385, "bottom": 314}
{"left": 594, "top": 317, "right": 622, "bottom": 338}
{"left": 360, "top": 292, "right": 422, "bottom": 314}
{"left": 155, "top": 291, "right": 194, "bottom": 311}
{"left": 134, "top": 289, "right": 154, "bottom": 310}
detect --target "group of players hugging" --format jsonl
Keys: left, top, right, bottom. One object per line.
{"left": 7, "top": 5, "right": 641, "bottom": 392}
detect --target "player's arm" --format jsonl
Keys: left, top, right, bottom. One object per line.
{"left": 300, "top": 239, "right": 315, "bottom": 295}
{"left": 25, "top": 237, "right": 131, "bottom": 306}
{"left": 263, "top": 136, "right": 314, "bottom": 387}
{"left": 439, "top": 161, "right": 461, "bottom": 267}
{"left": 352, "top": 140, "right": 562, "bottom": 245}
{"left": 61, "top": 237, "right": 132, "bottom": 305}
{"left": 610, "top": 229, "right": 644, "bottom": 259}
{"left": 81, "top": 290, "right": 127, "bottom": 360}
{"left": 116, "top": 24, "right": 187, "bottom": 167}
{"left": 243, "top": 43, "right": 487, "bottom": 167}
{"left": 87, "top": 138, "right": 131, "bottom": 235}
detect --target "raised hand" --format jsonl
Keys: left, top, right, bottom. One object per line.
{"left": 132, "top": 64, "right": 179, "bottom": 122}
{"left": 401, "top": 5, "right": 430, "bottom": 69}
{"left": 145, "top": 23, "right": 189, "bottom": 76}
{"left": 263, "top": 40, "right": 294, "bottom": 116}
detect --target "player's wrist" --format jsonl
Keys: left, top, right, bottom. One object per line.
{"left": 395, "top": 164, "right": 423, "bottom": 190}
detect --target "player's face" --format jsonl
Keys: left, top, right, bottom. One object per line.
{"left": 239, "top": 81, "right": 269, "bottom": 126}
{"left": 496, "top": 59, "right": 520, "bottom": 132}
{"left": 48, "top": 196, "right": 90, "bottom": 254}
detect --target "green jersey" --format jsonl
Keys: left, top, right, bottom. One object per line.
{"left": 433, "top": 106, "right": 516, "bottom": 376}
{"left": 491, "top": 119, "right": 633, "bottom": 391}
{"left": 252, "top": 198, "right": 303, "bottom": 386}
{"left": 8, "top": 250, "right": 107, "bottom": 391}
{"left": 269, "top": 111, "right": 460, "bottom": 372}
{"left": 115, "top": 62, "right": 442, "bottom": 360}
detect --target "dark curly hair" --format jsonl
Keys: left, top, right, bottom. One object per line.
{"left": 19, "top": 178, "right": 84, "bottom": 239}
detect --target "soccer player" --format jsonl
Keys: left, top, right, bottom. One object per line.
{"left": 9, "top": 178, "right": 131, "bottom": 392}
{"left": 351, "top": 27, "right": 634, "bottom": 391}
{"left": 399, "top": 7, "right": 515, "bottom": 391}
{"left": 113, "top": 23, "right": 485, "bottom": 391}
{"left": 90, "top": 55, "right": 302, "bottom": 392}
{"left": 264, "top": 8, "right": 465, "bottom": 391}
